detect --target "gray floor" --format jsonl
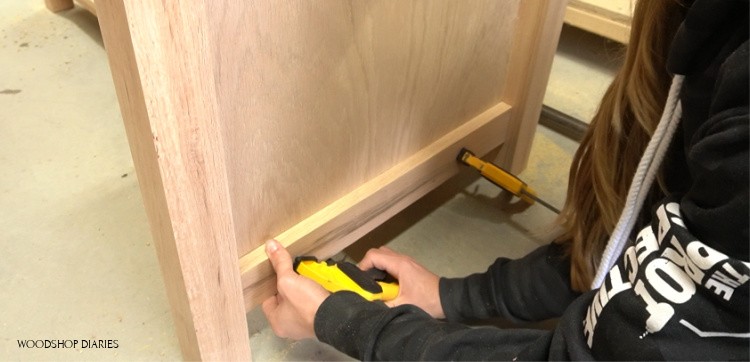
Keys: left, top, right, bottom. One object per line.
{"left": 545, "top": 24, "right": 623, "bottom": 123}
{"left": 0, "top": 2, "right": 617, "bottom": 361}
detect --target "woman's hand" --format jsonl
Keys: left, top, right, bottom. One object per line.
{"left": 359, "top": 246, "right": 445, "bottom": 319}
{"left": 262, "top": 239, "right": 330, "bottom": 340}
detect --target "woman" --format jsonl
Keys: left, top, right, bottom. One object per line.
{"left": 263, "top": 0, "right": 749, "bottom": 359}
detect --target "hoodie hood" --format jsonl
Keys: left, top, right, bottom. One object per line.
{"left": 668, "top": 0, "right": 749, "bottom": 75}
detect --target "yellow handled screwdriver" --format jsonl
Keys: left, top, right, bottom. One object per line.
{"left": 457, "top": 148, "right": 560, "bottom": 214}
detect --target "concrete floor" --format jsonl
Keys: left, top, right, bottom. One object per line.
{"left": 0, "top": 2, "right": 616, "bottom": 361}
{"left": 544, "top": 24, "right": 623, "bottom": 123}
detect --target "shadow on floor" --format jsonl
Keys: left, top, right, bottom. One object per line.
{"left": 57, "top": 7, "right": 102, "bottom": 48}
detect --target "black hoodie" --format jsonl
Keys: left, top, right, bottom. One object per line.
{"left": 313, "top": 0, "right": 749, "bottom": 359}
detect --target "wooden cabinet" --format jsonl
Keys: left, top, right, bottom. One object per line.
{"left": 71, "top": 1, "right": 569, "bottom": 359}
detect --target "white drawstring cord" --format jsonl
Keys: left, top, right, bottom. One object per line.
{"left": 591, "top": 75, "right": 685, "bottom": 289}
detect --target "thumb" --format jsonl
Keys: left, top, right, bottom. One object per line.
{"left": 265, "top": 239, "right": 294, "bottom": 276}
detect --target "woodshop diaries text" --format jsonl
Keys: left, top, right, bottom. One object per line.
{"left": 17, "top": 339, "right": 119, "bottom": 349}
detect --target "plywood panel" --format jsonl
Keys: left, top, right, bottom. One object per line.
{"left": 209, "top": 1, "right": 521, "bottom": 257}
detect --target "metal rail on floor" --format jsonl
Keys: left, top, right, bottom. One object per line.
{"left": 539, "top": 105, "right": 588, "bottom": 142}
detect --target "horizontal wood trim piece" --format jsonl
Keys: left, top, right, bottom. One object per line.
{"left": 568, "top": 0, "right": 633, "bottom": 24}
{"left": 239, "top": 101, "right": 512, "bottom": 309}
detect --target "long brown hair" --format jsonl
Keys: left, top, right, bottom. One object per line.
{"left": 555, "top": 0, "right": 690, "bottom": 291}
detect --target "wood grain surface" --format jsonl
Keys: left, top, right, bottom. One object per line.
{"left": 209, "top": 1, "right": 520, "bottom": 257}
{"left": 97, "top": 1, "right": 251, "bottom": 360}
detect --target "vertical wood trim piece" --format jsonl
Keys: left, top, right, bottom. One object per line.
{"left": 499, "top": 0, "right": 568, "bottom": 173}
{"left": 239, "top": 102, "right": 512, "bottom": 309}
{"left": 97, "top": 1, "right": 251, "bottom": 360}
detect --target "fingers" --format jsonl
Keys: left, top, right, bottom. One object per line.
{"left": 358, "top": 246, "right": 406, "bottom": 278}
{"left": 358, "top": 247, "right": 384, "bottom": 270}
{"left": 262, "top": 295, "right": 292, "bottom": 339}
{"left": 265, "top": 239, "right": 294, "bottom": 276}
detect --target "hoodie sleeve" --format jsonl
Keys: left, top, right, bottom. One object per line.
{"left": 439, "top": 243, "right": 580, "bottom": 323}
{"left": 314, "top": 291, "right": 554, "bottom": 361}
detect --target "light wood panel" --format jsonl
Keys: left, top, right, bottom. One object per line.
{"left": 213, "top": 1, "right": 521, "bottom": 259}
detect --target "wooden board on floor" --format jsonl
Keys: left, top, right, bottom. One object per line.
{"left": 565, "top": 0, "right": 635, "bottom": 43}
{"left": 94, "top": 0, "right": 566, "bottom": 359}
